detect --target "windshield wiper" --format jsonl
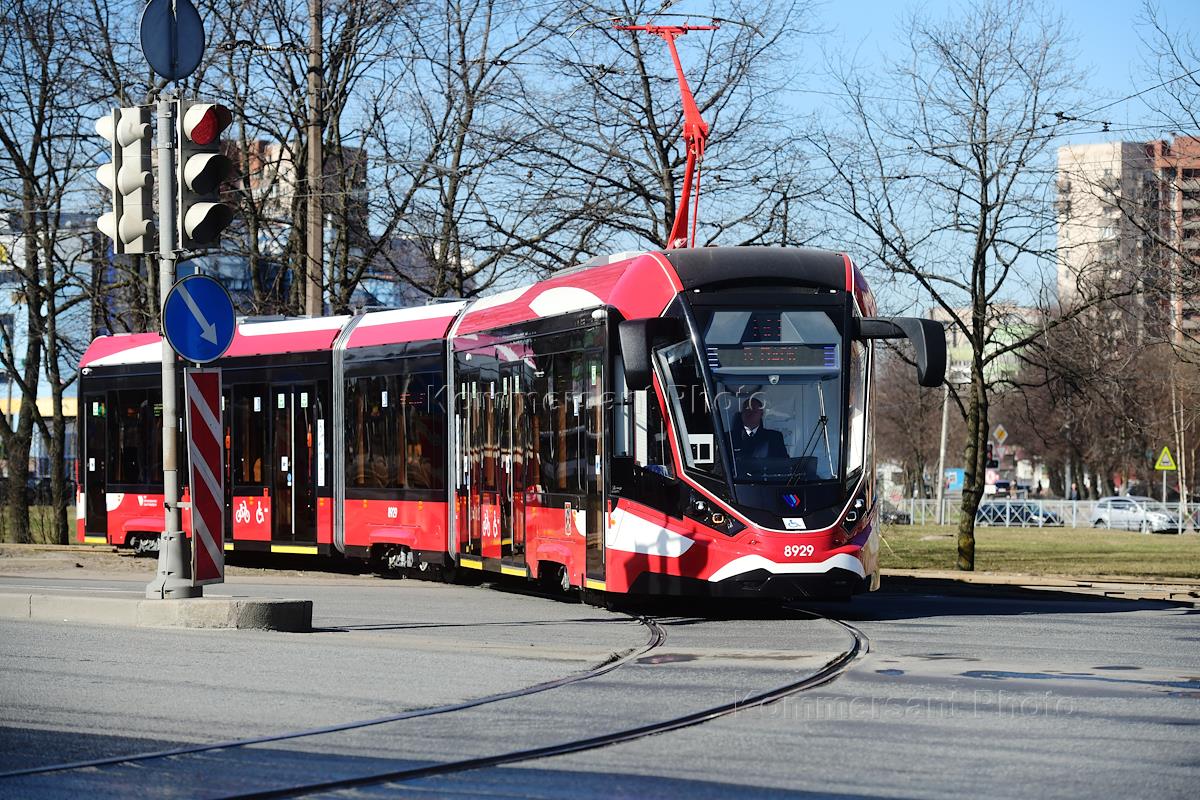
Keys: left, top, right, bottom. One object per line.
{"left": 794, "top": 381, "right": 836, "bottom": 483}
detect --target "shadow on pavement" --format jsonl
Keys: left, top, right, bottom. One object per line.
{"left": 605, "top": 578, "right": 1182, "bottom": 623}
{"left": 810, "top": 578, "right": 1182, "bottom": 621}
{"left": 0, "top": 725, "right": 883, "bottom": 799}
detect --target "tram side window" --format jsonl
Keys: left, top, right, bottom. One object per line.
{"left": 107, "top": 389, "right": 163, "bottom": 485}
{"left": 645, "top": 394, "right": 672, "bottom": 472}
{"left": 554, "top": 360, "right": 571, "bottom": 493}
{"left": 401, "top": 372, "right": 445, "bottom": 492}
{"left": 612, "top": 388, "right": 672, "bottom": 474}
{"left": 539, "top": 351, "right": 583, "bottom": 493}
{"left": 346, "top": 375, "right": 400, "bottom": 489}
{"left": 657, "top": 341, "right": 722, "bottom": 479}
{"left": 231, "top": 388, "right": 267, "bottom": 485}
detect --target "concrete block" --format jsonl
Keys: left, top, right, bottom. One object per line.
{"left": 231, "top": 598, "right": 312, "bottom": 632}
{"left": 137, "top": 597, "right": 234, "bottom": 628}
{"left": 136, "top": 597, "right": 312, "bottom": 632}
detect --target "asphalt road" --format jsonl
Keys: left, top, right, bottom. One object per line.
{"left": 0, "top": 559, "right": 1196, "bottom": 799}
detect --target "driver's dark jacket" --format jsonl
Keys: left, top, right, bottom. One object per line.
{"left": 728, "top": 426, "right": 788, "bottom": 459}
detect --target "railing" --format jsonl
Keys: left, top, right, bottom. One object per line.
{"left": 883, "top": 498, "right": 1195, "bottom": 529}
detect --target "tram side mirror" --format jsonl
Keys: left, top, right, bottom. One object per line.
{"left": 854, "top": 317, "right": 947, "bottom": 388}
{"left": 618, "top": 317, "right": 687, "bottom": 390}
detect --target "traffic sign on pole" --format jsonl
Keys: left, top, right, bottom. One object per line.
{"left": 992, "top": 424, "right": 1008, "bottom": 445}
{"left": 140, "top": 0, "right": 206, "bottom": 81}
{"left": 185, "top": 368, "right": 224, "bottom": 586}
{"left": 163, "top": 274, "right": 235, "bottom": 363}
{"left": 1155, "top": 446, "right": 1177, "bottom": 471}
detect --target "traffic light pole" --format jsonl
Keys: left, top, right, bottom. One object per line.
{"left": 147, "top": 96, "right": 199, "bottom": 599}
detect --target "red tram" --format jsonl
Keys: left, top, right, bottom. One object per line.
{"left": 77, "top": 247, "right": 944, "bottom": 599}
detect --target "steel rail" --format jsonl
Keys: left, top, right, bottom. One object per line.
{"left": 221, "top": 609, "right": 867, "bottom": 800}
{"left": 0, "top": 615, "right": 665, "bottom": 781}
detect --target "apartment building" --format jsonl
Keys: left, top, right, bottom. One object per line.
{"left": 1056, "top": 136, "right": 1200, "bottom": 342}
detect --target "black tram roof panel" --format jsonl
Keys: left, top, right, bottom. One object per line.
{"left": 663, "top": 247, "right": 850, "bottom": 292}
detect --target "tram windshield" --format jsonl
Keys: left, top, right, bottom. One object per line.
{"left": 656, "top": 307, "right": 865, "bottom": 486}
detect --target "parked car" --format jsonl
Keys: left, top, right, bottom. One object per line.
{"left": 1090, "top": 496, "right": 1183, "bottom": 533}
{"left": 879, "top": 501, "right": 912, "bottom": 525}
{"left": 975, "top": 500, "right": 1063, "bottom": 527}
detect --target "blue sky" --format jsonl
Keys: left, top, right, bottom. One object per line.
{"left": 806, "top": 0, "right": 1199, "bottom": 139}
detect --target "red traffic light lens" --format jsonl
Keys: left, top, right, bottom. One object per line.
{"left": 185, "top": 104, "right": 232, "bottom": 146}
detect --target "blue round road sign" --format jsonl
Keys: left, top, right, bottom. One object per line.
{"left": 140, "top": 0, "right": 206, "bottom": 82}
{"left": 163, "top": 274, "right": 235, "bottom": 364}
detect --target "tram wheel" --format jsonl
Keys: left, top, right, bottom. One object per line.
{"left": 537, "top": 562, "right": 570, "bottom": 594}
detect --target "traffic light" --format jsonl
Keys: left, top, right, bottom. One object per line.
{"left": 176, "top": 100, "right": 234, "bottom": 250}
{"left": 985, "top": 441, "right": 998, "bottom": 469}
{"left": 95, "top": 107, "right": 154, "bottom": 254}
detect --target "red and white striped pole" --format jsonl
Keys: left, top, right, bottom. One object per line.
{"left": 185, "top": 368, "right": 225, "bottom": 585}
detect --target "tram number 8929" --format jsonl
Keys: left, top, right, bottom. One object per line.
{"left": 783, "top": 544, "right": 815, "bottom": 558}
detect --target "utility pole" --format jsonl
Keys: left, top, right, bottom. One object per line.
{"left": 935, "top": 380, "right": 950, "bottom": 525}
{"left": 305, "top": 0, "right": 323, "bottom": 316}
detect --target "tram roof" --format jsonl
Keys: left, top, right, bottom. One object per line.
{"left": 79, "top": 247, "right": 865, "bottom": 368}
{"left": 345, "top": 300, "right": 467, "bottom": 349}
{"left": 80, "top": 316, "right": 353, "bottom": 369}
{"left": 450, "top": 247, "right": 860, "bottom": 338}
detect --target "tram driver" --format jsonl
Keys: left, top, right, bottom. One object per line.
{"left": 728, "top": 397, "right": 788, "bottom": 460}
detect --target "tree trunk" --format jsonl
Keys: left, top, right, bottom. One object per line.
{"left": 956, "top": 368, "right": 988, "bottom": 570}
{"left": 3, "top": 184, "right": 46, "bottom": 544}
{"left": 42, "top": 209, "right": 69, "bottom": 545}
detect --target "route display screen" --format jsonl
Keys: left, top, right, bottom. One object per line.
{"left": 708, "top": 343, "right": 838, "bottom": 369}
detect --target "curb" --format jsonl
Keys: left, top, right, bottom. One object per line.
{"left": 0, "top": 592, "right": 312, "bottom": 631}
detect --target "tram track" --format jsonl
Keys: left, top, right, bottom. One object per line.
{"left": 220, "top": 608, "right": 868, "bottom": 800}
{"left": 0, "top": 614, "right": 666, "bottom": 781}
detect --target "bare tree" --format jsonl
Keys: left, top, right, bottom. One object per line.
{"left": 808, "top": 0, "right": 1085, "bottom": 569}
{"left": 1137, "top": 1, "right": 1200, "bottom": 135}
{"left": 74, "top": 0, "right": 167, "bottom": 330}
{"left": 517, "top": 0, "right": 814, "bottom": 255}
{"left": 340, "top": 0, "right": 587, "bottom": 301}
{"left": 0, "top": 0, "right": 95, "bottom": 542}
{"left": 874, "top": 349, "right": 959, "bottom": 499}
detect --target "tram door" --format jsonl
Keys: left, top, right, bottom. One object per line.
{"left": 479, "top": 366, "right": 500, "bottom": 558}
{"left": 457, "top": 371, "right": 482, "bottom": 557}
{"left": 584, "top": 351, "right": 605, "bottom": 585}
{"left": 271, "top": 384, "right": 319, "bottom": 545}
{"left": 499, "top": 365, "right": 526, "bottom": 565}
{"left": 83, "top": 394, "right": 108, "bottom": 540}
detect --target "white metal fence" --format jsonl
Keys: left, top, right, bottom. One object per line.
{"left": 887, "top": 498, "right": 1196, "bottom": 530}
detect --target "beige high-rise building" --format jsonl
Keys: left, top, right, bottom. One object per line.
{"left": 1056, "top": 142, "right": 1153, "bottom": 313}
{"left": 1056, "top": 137, "right": 1200, "bottom": 343}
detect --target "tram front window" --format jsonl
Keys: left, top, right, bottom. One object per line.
{"left": 657, "top": 307, "right": 853, "bottom": 485}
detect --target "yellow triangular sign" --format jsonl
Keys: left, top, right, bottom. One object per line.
{"left": 1155, "top": 446, "right": 1177, "bottom": 471}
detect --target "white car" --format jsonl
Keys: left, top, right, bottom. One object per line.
{"left": 1090, "top": 496, "right": 1183, "bottom": 533}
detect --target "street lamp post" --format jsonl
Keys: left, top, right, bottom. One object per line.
{"left": 935, "top": 364, "right": 968, "bottom": 525}
{"left": 935, "top": 380, "right": 950, "bottom": 525}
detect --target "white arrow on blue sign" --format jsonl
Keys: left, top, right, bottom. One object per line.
{"left": 163, "top": 274, "right": 235, "bottom": 364}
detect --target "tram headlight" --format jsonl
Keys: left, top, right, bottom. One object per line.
{"left": 686, "top": 491, "right": 744, "bottom": 536}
